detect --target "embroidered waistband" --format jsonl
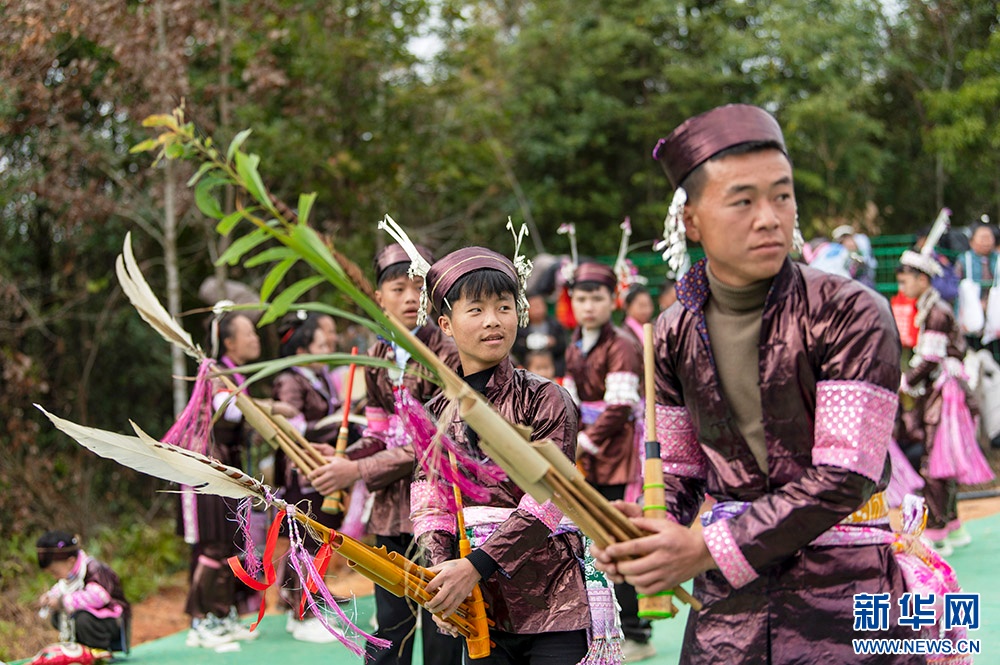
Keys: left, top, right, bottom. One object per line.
{"left": 702, "top": 491, "right": 890, "bottom": 533}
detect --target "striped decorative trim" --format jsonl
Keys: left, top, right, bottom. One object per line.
{"left": 518, "top": 495, "right": 564, "bottom": 532}
{"left": 812, "top": 381, "right": 896, "bottom": 482}
{"left": 703, "top": 519, "right": 758, "bottom": 589}
{"left": 410, "top": 481, "right": 456, "bottom": 538}
{"left": 915, "top": 330, "right": 948, "bottom": 362}
{"left": 364, "top": 406, "right": 389, "bottom": 433}
{"left": 655, "top": 404, "right": 708, "bottom": 480}
{"left": 604, "top": 371, "right": 640, "bottom": 406}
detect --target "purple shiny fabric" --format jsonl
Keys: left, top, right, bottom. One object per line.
{"left": 373, "top": 243, "right": 433, "bottom": 282}
{"left": 652, "top": 104, "right": 787, "bottom": 188}
{"left": 425, "top": 247, "right": 517, "bottom": 315}
{"left": 654, "top": 258, "right": 921, "bottom": 664}
{"left": 415, "top": 358, "right": 590, "bottom": 635}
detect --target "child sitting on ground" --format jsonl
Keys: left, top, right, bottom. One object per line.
{"left": 36, "top": 530, "right": 130, "bottom": 653}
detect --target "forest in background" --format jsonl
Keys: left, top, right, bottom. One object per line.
{"left": 2, "top": 0, "right": 999, "bottom": 590}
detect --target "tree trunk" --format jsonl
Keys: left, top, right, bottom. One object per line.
{"left": 214, "top": 0, "right": 232, "bottom": 290}
{"left": 156, "top": 0, "right": 188, "bottom": 416}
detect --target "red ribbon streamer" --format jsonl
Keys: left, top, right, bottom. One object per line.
{"left": 298, "top": 540, "right": 334, "bottom": 618}
{"left": 228, "top": 509, "right": 286, "bottom": 631}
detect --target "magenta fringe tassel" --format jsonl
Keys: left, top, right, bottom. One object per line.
{"left": 395, "top": 387, "right": 506, "bottom": 506}
{"left": 284, "top": 509, "right": 391, "bottom": 657}
{"left": 161, "top": 358, "right": 217, "bottom": 454}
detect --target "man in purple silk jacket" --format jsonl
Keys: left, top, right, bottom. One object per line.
{"left": 593, "top": 104, "right": 923, "bottom": 664}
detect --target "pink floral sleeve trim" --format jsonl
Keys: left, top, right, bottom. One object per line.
{"left": 655, "top": 404, "right": 708, "bottom": 479}
{"left": 62, "top": 582, "right": 114, "bottom": 615}
{"left": 518, "top": 495, "right": 564, "bottom": 532}
{"left": 364, "top": 406, "right": 389, "bottom": 433}
{"left": 703, "top": 519, "right": 758, "bottom": 589}
{"left": 410, "top": 480, "right": 456, "bottom": 538}
{"left": 812, "top": 380, "right": 897, "bottom": 482}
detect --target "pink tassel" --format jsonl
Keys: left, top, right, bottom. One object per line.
{"left": 161, "top": 358, "right": 217, "bottom": 454}
{"left": 234, "top": 497, "right": 263, "bottom": 581}
{"left": 340, "top": 479, "right": 369, "bottom": 540}
{"left": 623, "top": 405, "right": 645, "bottom": 504}
{"left": 929, "top": 377, "right": 994, "bottom": 485}
{"left": 886, "top": 438, "right": 924, "bottom": 508}
{"left": 284, "top": 512, "right": 391, "bottom": 656}
{"left": 395, "top": 387, "right": 506, "bottom": 505}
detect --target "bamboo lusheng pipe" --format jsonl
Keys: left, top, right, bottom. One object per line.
{"left": 638, "top": 322, "right": 679, "bottom": 619}
{"left": 447, "top": 451, "right": 492, "bottom": 659}
{"left": 384, "top": 313, "right": 702, "bottom": 612}
{"left": 322, "top": 346, "right": 359, "bottom": 514}
{"left": 288, "top": 510, "right": 492, "bottom": 647}
{"left": 216, "top": 374, "right": 338, "bottom": 509}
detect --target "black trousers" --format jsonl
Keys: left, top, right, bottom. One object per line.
{"left": 52, "top": 611, "right": 125, "bottom": 651}
{"left": 466, "top": 629, "right": 587, "bottom": 665}
{"left": 596, "top": 483, "right": 652, "bottom": 644}
{"left": 366, "top": 534, "right": 463, "bottom": 665}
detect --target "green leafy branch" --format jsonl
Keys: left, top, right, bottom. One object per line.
{"left": 132, "top": 106, "right": 440, "bottom": 382}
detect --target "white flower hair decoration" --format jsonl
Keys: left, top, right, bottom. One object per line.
{"left": 556, "top": 222, "right": 578, "bottom": 285}
{"left": 653, "top": 187, "right": 688, "bottom": 274}
{"left": 613, "top": 217, "right": 647, "bottom": 294}
{"left": 377, "top": 214, "right": 433, "bottom": 326}
{"left": 507, "top": 218, "right": 533, "bottom": 328}
{"left": 209, "top": 299, "right": 236, "bottom": 359}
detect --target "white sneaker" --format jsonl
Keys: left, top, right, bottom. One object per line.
{"left": 292, "top": 616, "right": 340, "bottom": 644}
{"left": 622, "top": 639, "right": 657, "bottom": 663}
{"left": 222, "top": 611, "right": 260, "bottom": 642}
{"left": 185, "top": 616, "right": 236, "bottom": 648}
{"left": 930, "top": 539, "right": 954, "bottom": 558}
{"left": 946, "top": 526, "right": 972, "bottom": 548}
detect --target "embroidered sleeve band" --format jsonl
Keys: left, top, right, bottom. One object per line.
{"left": 518, "top": 495, "right": 565, "bottom": 532}
{"left": 915, "top": 330, "right": 948, "bottom": 362}
{"left": 812, "top": 380, "right": 896, "bottom": 482}
{"left": 655, "top": 404, "right": 708, "bottom": 480}
{"left": 577, "top": 431, "right": 600, "bottom": 455}
{"left": 364, "top": 406, "right": 389, "bottom": 433}
{"left": 410, "top": 480, "right": 456, "bottom": 538}
{"left": 703, "top": 519, "right": 759, "bottom": 589}
{"left": 604, "top": 371, "right": 641, "bottom": 406}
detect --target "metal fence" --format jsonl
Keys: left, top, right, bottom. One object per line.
{"left": 599, "top": 233, "right": 923, "bottom": 299}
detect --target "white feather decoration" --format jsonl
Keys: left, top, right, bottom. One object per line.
{"left": 920, "top": 208, "right": 952, "bottom": 257}
{"left": 116, "top": 232, "right": 202, "bottom": 359}
{"left": 37, "top": 405, "right": 269, "bottom": 501}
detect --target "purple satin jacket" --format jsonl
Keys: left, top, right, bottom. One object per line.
{"left": 413, "top": 358, "right": 589, "bottom": 635}
{"left": 654, "top": 258, "right": 921, "bottom": 664}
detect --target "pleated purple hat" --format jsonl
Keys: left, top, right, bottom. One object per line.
{"left": 373, "top": 243, "right": 434, "bottom": 283}
{"left": 652, "top": 104, "right": 787, "bottom": 189}
{"left": 573, "top": 262, "right": 616, "bottom": 290}
{"left": 426, "top": 247, "right": 518, "bottom": 314}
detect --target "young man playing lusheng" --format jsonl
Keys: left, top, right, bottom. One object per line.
{"left": 593, "top": 104, "right": 924, "bottom": 664}
{"left": 411, "top": 247, "right": 601, "bottom": 665}
{"left": 309, "top": 244, "right": 463, "bottom": 665}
